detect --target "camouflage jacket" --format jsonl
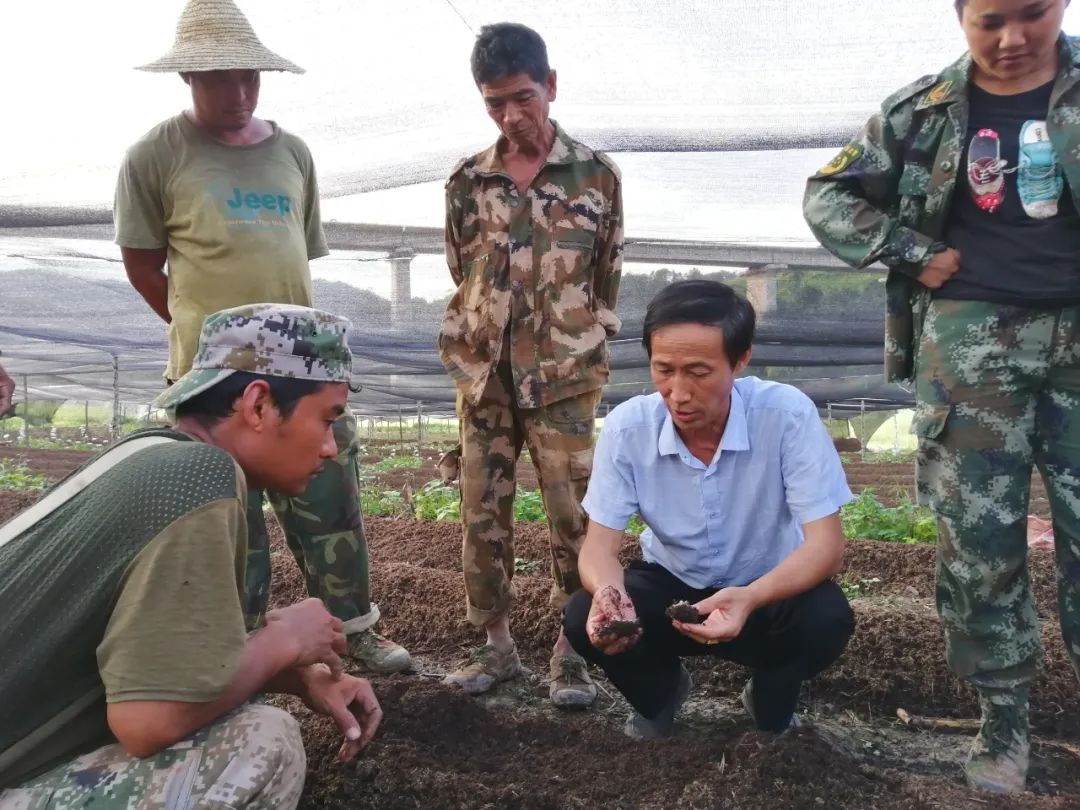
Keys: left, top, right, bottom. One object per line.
{"left": 804, "top": 36, "right": 1080, "bottom": 384}
{"left": 438, "top": 122, "right": 624, "bottom": 408}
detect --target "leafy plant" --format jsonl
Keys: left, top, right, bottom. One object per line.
{"left": 861, "top": 450, "right": 917, "bottom": 465}
{"left": 0, "top": 459, "right": 48, "bottom": 491}
{"left": 626, "top": 515, "right": 647, "bottom": 537}
{"left": 361, "top": 488, "right": 407, "bottom": 517}
{"left": 366, "top": 454, "right": 422, "bottom": 474}
{"left": 412, "top": 480, "right": 461, "bottom": 521}
{"left": 514, "top": 557, "right": 540, "bottom": 575}
{"left": 514, "top": 487, "right": 547, "bottom": 522}
{"left": 840, "top": 575, "right": 881, "bottom": 599}
{"left": 841, "top": 490, "right": 936, "bottom": 544}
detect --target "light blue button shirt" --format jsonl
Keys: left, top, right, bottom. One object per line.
{"left": 582, "top": 377, "right": 853, "bottom": 589}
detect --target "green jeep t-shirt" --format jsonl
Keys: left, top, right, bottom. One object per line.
{"left": 114, "top": 114, "right": 329, "bottom": 380}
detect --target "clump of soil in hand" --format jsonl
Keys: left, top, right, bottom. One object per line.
{"left": 666, "top": 600, "right": 704, "bottom": 624}
{"left": 600, "top": 619, "right": 640, "bottom": 638}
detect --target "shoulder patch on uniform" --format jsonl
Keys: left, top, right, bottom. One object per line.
{"left": 816, "top": 143, "right": 864, "bottom": 177}
{"left": 445, "top": 156, "right": 471, "bottom": 186}
{"left": 881, "top": 73, "right": 940, "bottom": 113}
{"left": 593, "top": 150, "right": 622, "bottom": 181}
{"left": 915, "top": 80, "right": 957, "bottom": 110}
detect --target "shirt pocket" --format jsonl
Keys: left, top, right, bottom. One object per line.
{"left": 897, "top": 164, "right": 931, "bottom": 226}
{"left": 461, "top": 251, "right": 499, "bottom": 350}
{"left": 543, "top": 225, "right": 601, "bottom": 334}
{"left": 910, "top": 402, "right": 951, "bottom": 442}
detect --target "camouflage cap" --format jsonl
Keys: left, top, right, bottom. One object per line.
{"left": 154, "top": 303, "right": 353, "bottom": 411}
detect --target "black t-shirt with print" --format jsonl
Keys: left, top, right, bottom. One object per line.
{"left": 942, "top": 79, "right": 1080, "bottom": 306}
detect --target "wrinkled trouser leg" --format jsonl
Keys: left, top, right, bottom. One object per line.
{"left": 1, "top": 704, "right": 305, "bottom": 810}
{"left": 520, "top": 388, "right": 600, "bottom": 610}
{"left": 458, "top": 355, "right": 600, "bottom": 626}
{"left": 267, "top": 411, "right": 375, "bottom": 633}
{"left": 563, "top": 561, "right": 854, "bottom": 730}
{"left": 914, "top": 300, "right": 1080, "bottom": 692}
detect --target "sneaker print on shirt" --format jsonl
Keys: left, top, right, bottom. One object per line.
{"left": 1017, "top": 120, "right": 1064, "bottom": 219}
{"left": 968, "top": 128, "right": 1008, "bottom": 213}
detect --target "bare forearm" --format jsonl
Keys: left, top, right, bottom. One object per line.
{"left": 107, "top": 623, "right": 298, "bottom": 757}
{"left": 121, "top": 247, "right": 171, "bottom": 323}
{"left": 128, "top": 269, "right": 170, "bottom": 323}
{"left": 744, "top": 515, "right": 845, "bottom": 609}
{"left": 579, "top": 522, "right": 628, "bottom": 595}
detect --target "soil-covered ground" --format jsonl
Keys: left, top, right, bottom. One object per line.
{"left": 2, "top": 445, "right": 1076, "bottom": 808}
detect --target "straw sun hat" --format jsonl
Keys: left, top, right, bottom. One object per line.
{"left": 137, "top": 0, "right": 303, "bottom": 74}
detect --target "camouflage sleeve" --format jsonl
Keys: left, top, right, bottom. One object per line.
{"left": 593, "top": 170, "right": 624, "bottom": 321}
{"left": 803, "top": 111, "right": 942, "bottom": 277}
{"left": 444, "top": 172, "right": 465, "bottom": 287}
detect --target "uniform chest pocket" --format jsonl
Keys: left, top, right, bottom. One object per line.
{"left": 898, "top": 165, "right": 931, "bottom": 197}
{"left": 463, "top": 251, "right": 498, "bottom": 311}
{"left": 461, "top": 251, "right": 509, "bottom": 351}
{"left": 897, "top": 164, "right": 931, "bottom": 225}
{"left": 547, "top": 226, "right": 598, "bottom": 292}
{"left": 555, "top": 229, "right": 597, "bottom": 255}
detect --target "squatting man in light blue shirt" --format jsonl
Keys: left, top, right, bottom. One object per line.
{"left": 563, "top": 280, "right": 856, "bottom": 737}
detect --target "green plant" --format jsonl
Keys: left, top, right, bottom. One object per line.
{"left": 409, "top": 480, "right": 557, "bottom": 523}
{"left": 366, "top": 454, "right": 422, "bottom": 474}
{"left": 514, "top": 557, "right": 540, "bottom": 575}
{"left": 0, "top": 459, "right": 48, "bottom": 491}
{"left": 861, "top": 450, "right": 917, "bottom": 465}
{"left": 412, "top": 480, "right": 461, "bottom": 521}
{"left": 841, "top": 490, "right": 937, "bottom": 544}
{"left": 840, "top": 575, "right": 881, "bottom": 599}
{"left": 361, "top": 488, "right": 407, "bottom": 517}
{"left": 626, "top": 515, "right": 647, "bottom": 537}
{"left": 513, "top": 487, "right": 546, "bottom": 522}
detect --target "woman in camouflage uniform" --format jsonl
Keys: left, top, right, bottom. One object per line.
{"left": 804, "top": 0, "right": 1080, "bottom": 795}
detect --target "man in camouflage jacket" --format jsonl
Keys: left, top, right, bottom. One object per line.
{"left": 438, "top": 22, "right": 623, "bottom": 708}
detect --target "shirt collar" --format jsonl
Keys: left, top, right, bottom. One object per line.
{"left": 473, "top": 120, "right": 589, "bottom": 176}
{"left": 658, "top": 386, "right": 751, "bottom": 460}
{"left": 916, "top": 35, "right": 1080, "bottom": 111}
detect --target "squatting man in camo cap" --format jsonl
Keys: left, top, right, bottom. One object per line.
{"left": 0, "top": 305, "right": 382, "bottom": 809}
{"left": 115, "top": 0, "right": 411, "bottom": 673}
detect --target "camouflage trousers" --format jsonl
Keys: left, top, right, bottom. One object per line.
{"left": 0, "top": 704, "right": 304, "bottom": 810}
{"left": 243, "top": 410, "right": 376, "bottom": 634}
{"left": 452, "top": 357, "right": 600, "bottom": 626}
{"left": 912, "top": 298, "right": 1080, "bottom": 694}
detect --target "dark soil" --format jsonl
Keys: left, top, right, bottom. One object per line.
{"left": 3, "top": 445, "right": 1077, "bottom": 808}
{"left": 0, "top": 488, "right": 45, "bottom": 524}
{"left": 667, "top": 600, "right": 705, "bottom": 624}
{"left": 0, "top": 445, "right": 92, "bottom": 482}
{"left": 292, "top": 679, "right": 1074, "bottom": 810}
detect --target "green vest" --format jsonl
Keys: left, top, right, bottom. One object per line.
{"left": 0, "top": 428, "right": 240, "bottom": 787}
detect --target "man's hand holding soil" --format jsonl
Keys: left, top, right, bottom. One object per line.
{"left": 585, "top": 584, "right": 642, "bottom": 654}
{"left": 672, "top": 586, "right": 758, "bottom": 644}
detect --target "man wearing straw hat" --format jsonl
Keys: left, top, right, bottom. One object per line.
{"left": 114, "top": 0, "right": 410, "bottom": 675}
